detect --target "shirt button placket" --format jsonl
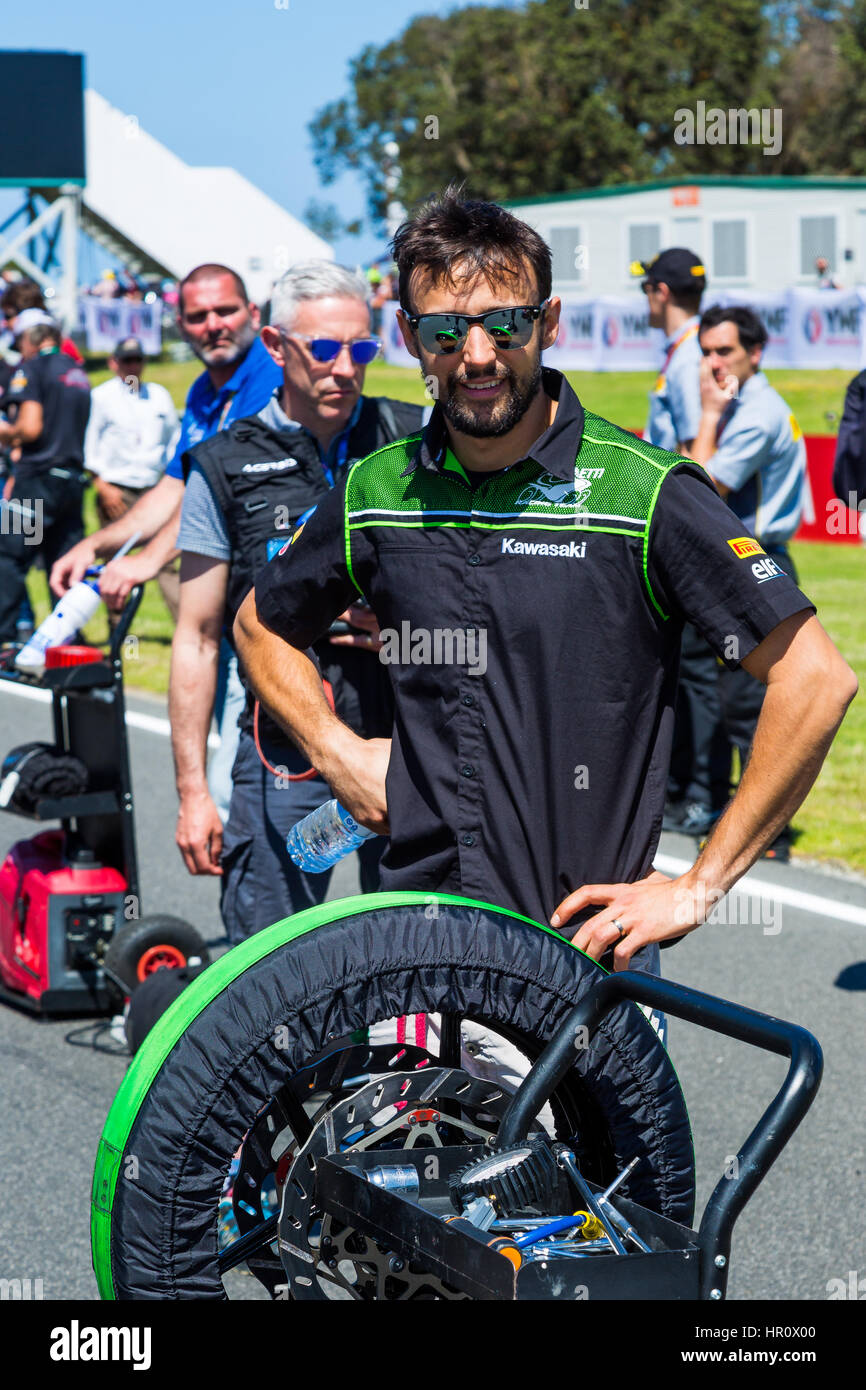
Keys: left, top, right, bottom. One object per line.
{"left": 456, "top": 529, "right": 488, "bottom": 894}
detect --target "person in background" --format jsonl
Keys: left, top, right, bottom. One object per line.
{"left": 637, "top": 248, "right": 728, "bottom": 838}
{"left": 171, "top": 260, "right": 423, "bottom": 942}
{"left": 92, "top": 270, "right": 121, "bottom": 300}
{"left": 687, "top": 304, "right": 808, "bottom": 861}
{"left": 1, "top": 279, "right": 85, "bottom": 365}
{"left": 50, "top": 263, "right": 282, "bottom": 821}
{"left": 815, "top": 256, "right": 841, "bottom": 291}
{"left": 84, "top": 336, "right": 180, "bottom": 621}
{"left": 0, "top": 311, "right": 90, "bottom": 644}
{"left": 832, "top": 367, "right": 866, "bottom": 518}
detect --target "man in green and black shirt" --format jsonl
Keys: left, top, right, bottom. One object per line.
{"left": 236, "top": 190, "right": 857, "bottom": 969}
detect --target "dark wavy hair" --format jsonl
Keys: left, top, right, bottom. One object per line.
{"left": 391, "top": 184, "right": 552, "bottom": 313}
{"left": 699, "top": 304, "right": 768, "bottom": 351}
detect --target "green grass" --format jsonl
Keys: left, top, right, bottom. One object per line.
{"left": 786, "top": 541, "right": 866, "bottom": 874}
{"left": 25, "top": 360, "right": 864, "bottom": 869}
{"left": 362, "top": 363, "right": 853, "bottom": 435}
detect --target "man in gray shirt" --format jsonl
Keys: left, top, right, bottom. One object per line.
{"left": 686, "top": 304, "right": 807, "bottom": 860}
{"left": 171, "top": 261, "right": 424, "bottom": 942}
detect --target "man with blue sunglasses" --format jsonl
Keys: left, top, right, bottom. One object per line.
{"left": 170, "top": 261, "right": 425, "bottom": 942}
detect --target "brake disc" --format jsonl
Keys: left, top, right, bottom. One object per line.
{"left": 223, "top": 1041, "right": 437, "bottom": 1296}
{"left": 279, "top": 1066, "right": 513, "bottom": 1301}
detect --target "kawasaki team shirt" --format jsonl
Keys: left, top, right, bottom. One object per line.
{"left": 255, "top": 369, "right": 814, "bottom": 929}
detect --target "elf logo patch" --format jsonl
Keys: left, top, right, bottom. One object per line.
{"left": 728, "top": 536, "right": 764, "bottom": 559}
{"left": 752, "top": 556, "right": 785, "bottom": 584}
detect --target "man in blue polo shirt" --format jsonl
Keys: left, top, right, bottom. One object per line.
{"left": 50, "top": 263, "right": 281, "bottom": 600}
{"left": 50, "top": 263, "right": 281, "bottom": 816}
{"left": 689, "top": 303, "right": 807, "bottom": 860}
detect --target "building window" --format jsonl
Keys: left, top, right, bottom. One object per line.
{"left": 629, "top": 223, "right": 662, "bottom": 269}
{"left": 712, "top": 220, "right": 747, "bottom": 279}
{"left": 800, "top": 216, "right": 837, "bottom": 275}
{"left": 550, "top": 226, "right": 585, "bottom": 283}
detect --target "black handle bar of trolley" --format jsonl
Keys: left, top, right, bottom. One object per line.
{"left": 497, "top": 970, "right": 823, "bottom": 1299}
{"left": 108, "top": 584, "right": 144, "bottom": 665}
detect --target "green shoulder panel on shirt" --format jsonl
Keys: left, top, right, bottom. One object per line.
{"left": 342, "top": 414, "right": 685, "bottom": 616}
{"left": 579, "top": 410, "right": 685, "bottom": 620}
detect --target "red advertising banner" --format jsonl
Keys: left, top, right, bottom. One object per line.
{"left": 796, "top": 436, "right": 862, "bottom": 544}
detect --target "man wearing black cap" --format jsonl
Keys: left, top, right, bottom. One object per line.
{"left": 84, "top": 338, "right": 180, "bottom": 618}
{"left": 637, "top": 248, "right": 706, "bottom": 455}
{"left": 637, "top": 248, "right": 725, "bottom": 838}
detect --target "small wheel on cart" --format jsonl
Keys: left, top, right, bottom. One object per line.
{"left": 104, "top": 914, "right": 210, "bottom": 1000}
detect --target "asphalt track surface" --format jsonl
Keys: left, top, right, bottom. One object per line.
{"left": 1, "top": 679, "right": 864, "bottom": 1303}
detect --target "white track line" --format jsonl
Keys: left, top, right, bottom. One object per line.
{"left": 3, "top": 680, "right": 864, "bottom": 924}
{"left": 654, "top": 851, "right": 866, "bottom": 927}
{"left": 0, "top": 677, "right": 220, "bottom": 747}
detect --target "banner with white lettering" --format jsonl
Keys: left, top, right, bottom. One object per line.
{"left": 382, "top": 291, "right": 866, "bottom": 371}
{"left": 787, "top": 288, "right": 865, "bottom": 370}
{"left": 547, "top": 299, "right": 599, "bottom": 370}
{"left": 80, "top": 298, "right": 162, "bottom": 355}
{"left": 589, "top": 297, "right": 663, "bottom": 372}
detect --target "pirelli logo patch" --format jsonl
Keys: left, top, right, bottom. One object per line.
{"left": 728, "top": 537, "right": 765, "bottom": 559}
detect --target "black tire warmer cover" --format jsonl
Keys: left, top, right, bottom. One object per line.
{"left": 92, "top": 893, "right": 696, "bottom": 1300}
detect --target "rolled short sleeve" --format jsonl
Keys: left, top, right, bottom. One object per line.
{"left": 177, "top": 464, "right": 231, "bottom": 560}
{"left": 709, "top": 419, "right": 770, "bottom": 492}
{"left": 5, "top": 363, "right": 41, "bottom": 406}
{"left": 646, "top": 463, "right": 815, "bottom": 667}
{"left": 253, "top": 478, "right": 357, "bottom": 649}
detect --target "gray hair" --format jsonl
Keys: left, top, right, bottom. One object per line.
{"left": 269, "top": 260, "right": 370, "bottom": 330}
{"left": 27, "top": 322, "right": 62, "bottom": 348}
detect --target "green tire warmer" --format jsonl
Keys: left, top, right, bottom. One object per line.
{"left": 91, "top": 892, "right": 695, "bottom": 1300}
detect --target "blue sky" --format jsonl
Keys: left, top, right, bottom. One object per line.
{"left": 1, "top": 0, "right": 506, "bottom": 274}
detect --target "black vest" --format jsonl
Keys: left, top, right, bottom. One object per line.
{"left": 182, "top": 394, "right": 424, "bottom": 743}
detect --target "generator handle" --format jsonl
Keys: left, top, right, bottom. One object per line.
{"left": 109, "top": 586, "right": 144, "bottom": 664}
{"left": 497, "top": 970, "right": 823, "bottom": 1300}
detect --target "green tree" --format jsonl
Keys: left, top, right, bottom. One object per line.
{"left": 766, "top": 2, "right": 850, "bottom": 172}
{"left": 309, "top": 0, "right": 776, "bottom": 230}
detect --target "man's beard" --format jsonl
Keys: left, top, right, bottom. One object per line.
{"left": 439, "top": 356, "right": 543, "bottom": 437}
{"left": 192, "top": 319, "right": 258, "bottom": 368}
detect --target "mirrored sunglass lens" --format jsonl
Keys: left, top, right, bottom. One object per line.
{"left": 309, "top": 338, "right": 342, "bottom": 361}
{"left": 487, "top": 309, "right": 534, "bottom": 347}
{"left": 422, "top": 319, "right": 463, "bottom": 353}
{"left": 350, "top": 340, "right": 380, "bottom": 364}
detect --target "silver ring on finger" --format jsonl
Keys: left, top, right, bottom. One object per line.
{"left": 611, "top": 917, "right": 626, "bottom": 940}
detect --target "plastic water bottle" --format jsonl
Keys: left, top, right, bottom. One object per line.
{"left": 286, "top": 799, "right": 377, "bottom": 873}
{"left": 14, "top": 577, "right": 102, "bottom": 670}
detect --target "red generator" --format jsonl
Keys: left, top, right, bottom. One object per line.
{"left": 0, "top": 829, "right": 127, "bottom": 1011}
{"left": 0, "top": 589, "right": 208, "bottom": 1015}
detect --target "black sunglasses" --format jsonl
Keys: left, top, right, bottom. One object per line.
{"left": 404, "top": 301, "right": 549, "bottom": 355}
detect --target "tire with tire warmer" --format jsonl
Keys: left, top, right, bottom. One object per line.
{"left": 104, "top": 915, "right": 210, "bottom": 994}
{"left": 91, "top": 892, "right": 695, "bottom": 1300}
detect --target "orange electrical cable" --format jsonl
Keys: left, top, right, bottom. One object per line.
{"left": 253, "top": 680, "right": 336, "bottom": 781}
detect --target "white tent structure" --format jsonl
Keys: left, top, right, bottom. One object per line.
{"left": 77, "top": 89, "right": 332, "bottom": 305}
